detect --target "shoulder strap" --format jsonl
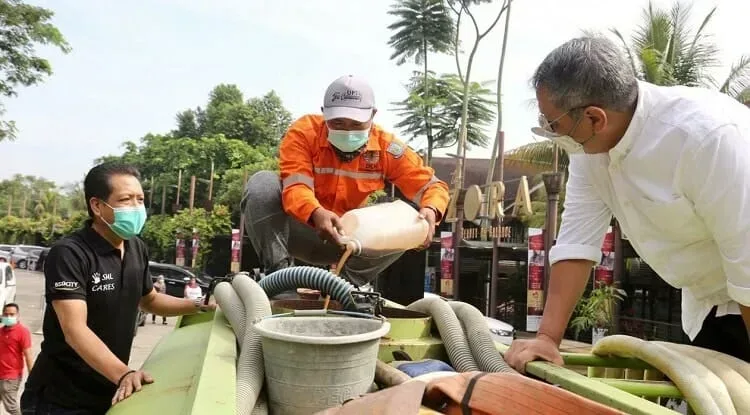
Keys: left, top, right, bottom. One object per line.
{"left": 460, "top": 372, "right": 488, "bottom": 415}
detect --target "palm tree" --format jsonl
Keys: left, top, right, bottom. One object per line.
{"left": 393, "top": 72, "right": 495, "bottom": 158}
{"left": 387, "top": 0, "right": 455, "bottom": 165}
{"left": 610, "top": 1, "right": 750, "bottom": 98}
{"left": 509, "top": 0, "right": 750, "bottom": 171}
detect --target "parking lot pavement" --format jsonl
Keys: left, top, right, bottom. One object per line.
{"left": 2, "top": 270, "right": 176, "bottom": 414}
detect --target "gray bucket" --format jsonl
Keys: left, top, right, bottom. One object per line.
{"left": 253, "top": 314, "right": 391, "bottom": 415}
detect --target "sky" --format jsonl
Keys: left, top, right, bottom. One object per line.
{"left": 0, "top": 0, "right": 747, "bottom": 187}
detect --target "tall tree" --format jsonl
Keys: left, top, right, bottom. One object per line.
{"left": 96, "top": 134, "right": 277, "bottom": 215}
{"left": 510, "top": 1, "right": 750, "bottom": 172}
{"left": 393, "top": 72, "right": 495, "bottom": 159}
{"left": 486, "top": 0, "right": 512, "bottom": 185}
{"left": 173, "top": 109, "right": 201, "bottom": 138}
{"left": 446, "top": 0, "right": 510, "bottom": 189}
{"left": 387, "top": 0, "right": 455, "bottom": 165}
{"left": 175, "top": 85, "right": 292, "bottom": 147}
{"left": 611, "top": 1, "right": 749, "bottom": 99}
{"left": 0, "top": 0, "right": 71, "bottom": 141}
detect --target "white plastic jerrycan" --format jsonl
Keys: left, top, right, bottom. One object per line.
{"left": 338, "top": 200, "right": 429, "bottom": 256}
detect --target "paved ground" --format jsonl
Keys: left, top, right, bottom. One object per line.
{"left": 3, "top": 270, "right": 174, "bottom": 414}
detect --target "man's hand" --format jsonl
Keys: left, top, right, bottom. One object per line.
{"left": 418, "top": 207, "right": 437, "bottom": 249}
{"left": 311, "top": 208, "right": 344, "bottom": 244}
{"left": 112, "top": 369, "right": 154, "bottom": 405}
{"left": 504, "top": 334, "right": 564, "bottom": 374}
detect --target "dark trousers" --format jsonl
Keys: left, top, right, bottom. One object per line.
{"left": 20, "top": 389, "right": 104, "bottom": 415}
{"left": 690, "top": 307, "right": 750, "bottom": 362}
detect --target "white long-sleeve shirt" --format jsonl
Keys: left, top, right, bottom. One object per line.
{"left": 549, "top": 81, "right": 750, "bottom": 340}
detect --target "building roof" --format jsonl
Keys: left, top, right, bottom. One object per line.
{"left": 429, "top": 157, "right": 549, "bottom": 203}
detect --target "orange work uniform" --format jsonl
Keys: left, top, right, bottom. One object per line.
{"left": 279, "top": 114, "right": 449, "bottom": 225}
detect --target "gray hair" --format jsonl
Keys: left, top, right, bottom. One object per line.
{"left": 533, "top": 36, "right": 638, "bottom": 112}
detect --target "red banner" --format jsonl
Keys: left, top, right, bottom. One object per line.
{"left": 440, "top": 231, "right": 454, "bottom": 297}
{"left": 175, "top": 239, "right": 185, "bottom": 267}
{"left": 230, "top": 229, "right": 241, "bottom": 273}
{"left": 594, "top": 226, "right": 615, "bottom": 286}
{"left": 526, "top": 228, "right": 545, "bottom": 332}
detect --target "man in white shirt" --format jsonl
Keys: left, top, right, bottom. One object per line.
{"left": 505, "top": 36, "right": 750, "bottom": 371}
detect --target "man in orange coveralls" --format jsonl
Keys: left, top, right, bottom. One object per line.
{"left": 242, "top": 75, "right": 449, "bottom": 287}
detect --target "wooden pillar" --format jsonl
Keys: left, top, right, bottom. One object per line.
{"left": 188, "top": 175, "right": 196, "bottom": 213}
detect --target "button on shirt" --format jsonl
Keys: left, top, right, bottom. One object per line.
{"left": 549, "top": 81, "right": 750, "bottom": 341}
{"left": 26, "top": 223, "right": 153, "bottom": 412}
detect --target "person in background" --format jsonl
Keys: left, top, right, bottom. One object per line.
{"left": 184, "top": 276, "right": 202, "bottom": 301}
{"left": 0, "top": 303, "right": 33, "bottom": 415}
{"left": 152, "top": 276, "right": 167, "bottom": 325}
{"left": 21, "top": 162, "right": 216, "bottom": 415}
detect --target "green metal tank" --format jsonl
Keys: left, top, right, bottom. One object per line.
{"left": 107, "top": 303, "right": 685, "bottom": 415}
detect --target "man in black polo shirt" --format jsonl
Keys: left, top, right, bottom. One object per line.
{"left": 21, "top": 163, "right": 215, "bottom": 415}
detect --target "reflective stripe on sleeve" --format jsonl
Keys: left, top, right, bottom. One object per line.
{"left": 411, "top": 175, "right": 440, "bottom": 205}
{"left": 282, "top": 173, "right": 314, "bottom": 189}
{"left": 313, "top": 167, "right": 384, "bottom": 180}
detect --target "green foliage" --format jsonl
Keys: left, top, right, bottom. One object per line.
{"left": 0, "top": 174, "right": 85, "bottom": 219}
{"left": 393, "top": 71, "right": 495, "bottom": 159}
{"left": 387, "top": 0, "right": 455, "bottom": 66}
{"left": 0, "top": 0, "right": 70, "bottom": 141}
{"left": 96, "top": 134, "right": 278, "bottom": 215}
{"left": 609, "top": 1, "right": 750, "bottom": 100}
{"left": 140, "top": 206, "right": 232, "bottom": 267}
{"left": 570, "top": 281, "right": 627, "bottom": 338}
{"left": 175, "top": 85, "right": 292, "bottom": 147}
{"left": 0, "top": 211, "right": 87, "bottom": 245}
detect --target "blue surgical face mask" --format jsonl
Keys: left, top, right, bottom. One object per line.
{"left": 2, "top": 316, "right": 17, "bottom": 327}
{"left": 327, "top": 128, "right": 371, "bottom": 153}
{"left": 101, "top": 201, "right": 148, "bottom": 240}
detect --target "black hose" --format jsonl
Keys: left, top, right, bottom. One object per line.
{"left": 258, "top": 266, "right": 357, "bottom": 310}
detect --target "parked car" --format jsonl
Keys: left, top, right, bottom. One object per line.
{"left": 0, "top": 263, "right": 17, "bottom": 306}
{"left": 423, "top": 292, "right": 515, "bottom": 345}
{"left": 10, "top": 245, "right": 44, "bottom": 270}
{"left": 0, "top": 251, "right": 10, "bottom": 264}
{"left": 28, "top": 247, "right": 50, "bottom": 271}
{"left": 148, "top": 262, "right": 212, "bottom": 298}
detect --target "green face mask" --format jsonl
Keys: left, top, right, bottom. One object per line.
{"left": 2, "top": 316, "right": 17, "bottom": 327}
{"left": 101, "top": 201, "right": 148, "bottom": 240}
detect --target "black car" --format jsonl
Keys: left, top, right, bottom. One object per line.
{"left": 148, "top": 261, "right": 212, "bottom": 298}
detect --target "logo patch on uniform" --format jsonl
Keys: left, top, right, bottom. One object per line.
{"left": 362, "top": 151, "right": 380, "bottom": 170}
{"left": 387, "top": 141, "right": 405, "bottom": 159}
{"left": 91, "top": 272, "right": 116, "bottom": 293}
{"left": 53, "top": 281, "right": 79, "bottom": 291}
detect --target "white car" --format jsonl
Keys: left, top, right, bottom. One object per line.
{"left": 423, "top": 292, "right": 515, "bottom": 345}
{"left": 0, "top": 263, "right": 17, "bottom": 306}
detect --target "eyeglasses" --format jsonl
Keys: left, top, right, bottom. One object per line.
{"left": 538, "top": 105, "right": 590, "bottom": 135}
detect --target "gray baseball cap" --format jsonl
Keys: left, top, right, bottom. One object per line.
{"left": 322, "top": 75, "right": 376, "bottom": 123}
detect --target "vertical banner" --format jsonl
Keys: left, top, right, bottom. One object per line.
{"left": 592, "top": 226, "right": 615, "bottom": 343}
{"left": 230, "top": 229, "right": 241, "bottom": 273}
{"left": 439, "top": 231, "right": 454, "bottom": 297}
{"left": 526, "top": 228, "right": 545, "bottom": 332}
{"left": 175, "top": 238, "right": 186, "bottom": 267}
{"left": 594, "top": 226, "right": 615, "bottom": 286}
{"left": 190, "top": 229, "right": 200, "bottom": 269}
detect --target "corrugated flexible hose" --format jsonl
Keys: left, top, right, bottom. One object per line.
{"left": 448, "top": 301, "right": 516, "bottom": 373}
{"left": 406, "top": 297, "right": 479, "bottom": 372}
{"left": 258, "top": 266, "right": 357, "bottom": 310}
{"left": 214, "top": 274, "right": 272, "bottom": 415}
